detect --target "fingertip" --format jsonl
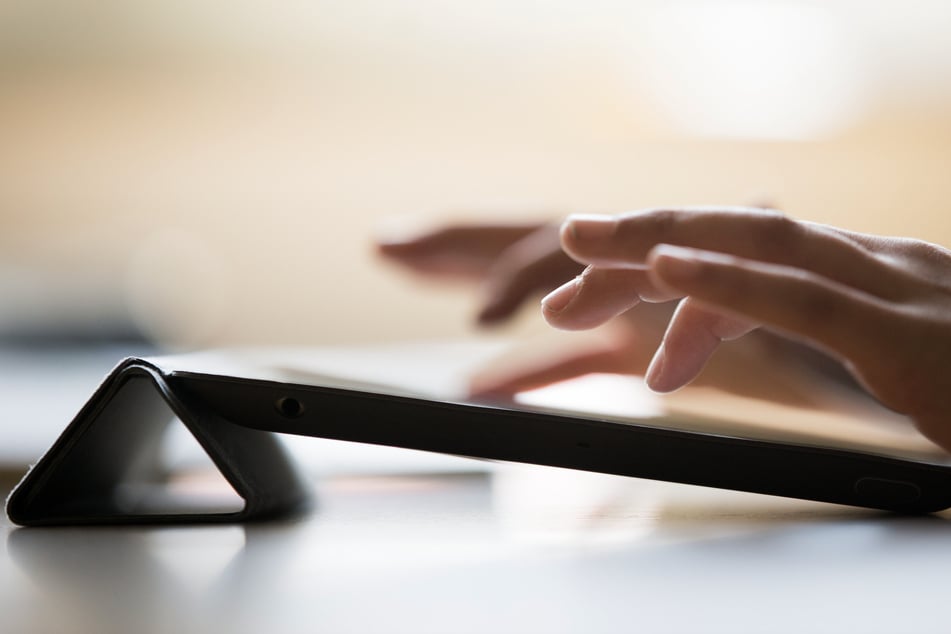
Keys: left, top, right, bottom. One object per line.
{"left": 561, "top": 212, "right": 616, "bottom": 242}
{"left": 375, "top": 236, "right": 422, "bottom": 260}
{"left": 540, "top": 277, "right": 583, "bottom": 326}
{"left": 643, "top": 344, "right": 683, "bottom": 393}
{"left": 467, "top": 373, "right": 522, "bottom": 401}
{"left": 644, "top": 353, "right": 694, "bottom": 394}
{"left": 466, "top": 385, "right": 513, "bottom": 402}
{"left": 375, "top": 239, "right": 405, "bottom": 254}
{"left": 643, "top": 344, "right": 664, "bottom": 389}
{"left": 557, "top": 218, "right": 582, "bottom": 263}
{"left": 563, "top": 214, "right": 619, "bottom": 241}
{"left": 558, "top": 214, "right": 620, "bottom": 264}
{"left": 648, "top": 244, "right": 706, "bottom": 290}
{"left": 558, "top": 216, "right": 575, "bottom": 245}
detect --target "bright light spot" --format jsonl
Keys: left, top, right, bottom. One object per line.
{"left": 515, "top": 373, "right": 664, "bottom": 420}
{"left": 639, "top": 1, "right": 869, "bottom": 140}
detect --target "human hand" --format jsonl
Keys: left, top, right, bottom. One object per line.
{"left": 376, "top": 216, "right": 855, "bottom": 409}
{"left": 377, "top": 222, "right": 582, "bottom": 325}
{"left": 541, "top": 207, "right": 951, "bottom": 452}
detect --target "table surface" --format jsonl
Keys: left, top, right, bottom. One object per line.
{"left": 5, "top": 343, "right": 951, "bottom": 634}
{"left": 4, "top": 465, "right": 951, "bottom": 634}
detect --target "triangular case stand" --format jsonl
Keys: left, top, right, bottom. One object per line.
{"left": 6, "top": 359, "right": 311, "bottom": 526}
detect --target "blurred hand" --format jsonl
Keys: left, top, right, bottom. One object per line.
{"left": 542, "top": 207, "right": 951, "bottom": 452}
{"left": 378, "top": 222, "right": 582, "bottom": 325}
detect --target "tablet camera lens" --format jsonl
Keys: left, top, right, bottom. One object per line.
{"left": 276, "top": 397, "right": 304, "bottom": 419}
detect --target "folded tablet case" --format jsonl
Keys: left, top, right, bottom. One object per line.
{"left": 9, "top": 353, "right": 951, "bottom": 525}
{"left": 6, "top": 358, "right": 312, "bottom": 526}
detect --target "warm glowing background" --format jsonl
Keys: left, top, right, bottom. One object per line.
{"left": 2, "top": 0, "right": 950, "bottom": 349}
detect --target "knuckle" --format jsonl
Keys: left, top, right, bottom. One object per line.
{"left": 757, "top": 213, "right": 804, "bottom": 255}
{"left": 615, "top": 208, "right": 681, "bottom": 255}
{"left": 907, "top": 239, "right": 951, "bottom": 266}
{"left": 641, "top": 208, "right": 679, "bottom": 238}
{"left": 876, "top": 238, "right": 951, "bottom": 292}
{"left": 876, "top": 236, "right": 950, "bottom": 265}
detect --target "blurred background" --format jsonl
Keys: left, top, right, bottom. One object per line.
{"left": 2, "top": 0, "right": 951, "bottom": 350}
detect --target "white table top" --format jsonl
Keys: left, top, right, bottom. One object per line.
{"left": 4, "top": 465, "right": 951, "bottom": 634}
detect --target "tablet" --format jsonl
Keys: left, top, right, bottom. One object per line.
{"left": 8, "top": 344, "right": 951, "bottom": 525}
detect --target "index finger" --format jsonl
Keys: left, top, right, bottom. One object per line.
{"left": 560, "top": 208, "right": 911, "bottom": 300}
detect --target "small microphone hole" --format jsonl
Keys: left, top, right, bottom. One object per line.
{"left": 276, "top": 397, "right": 304, "bottom": 418}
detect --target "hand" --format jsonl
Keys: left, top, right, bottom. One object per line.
{"left": 541, "top": 207, "right": 951, "bottom": 452}
{"left": 376, "top": 216, "right": 856, "bottom": 409}
{"left": 377, "top": 222, "right": 582, "bottom": 325}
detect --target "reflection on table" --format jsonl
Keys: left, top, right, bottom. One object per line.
{"left": 4, "top": 467, "right": 951, "bottom": 634}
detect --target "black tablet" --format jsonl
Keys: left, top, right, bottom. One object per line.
{"left": 8, "top": 345, "right": 951, "bottom": 525}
